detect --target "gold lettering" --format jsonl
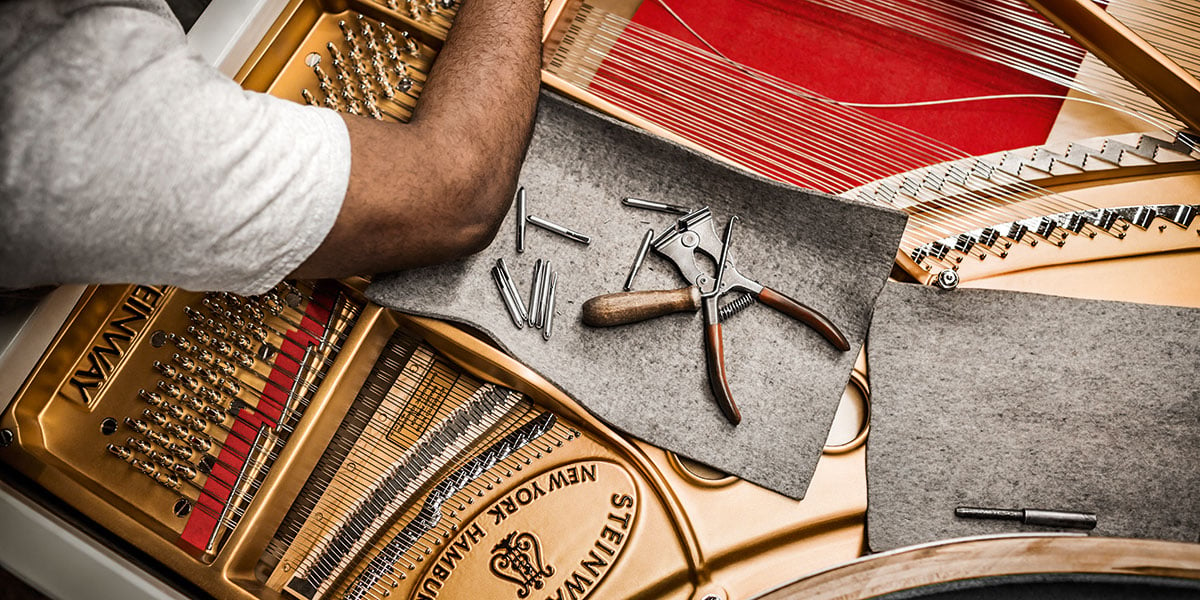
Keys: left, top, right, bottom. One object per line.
{"left": 465, "top": 522, "right": 486, "bottom": 544}
{"left": 565, "top": 572, "right": 592, "bottom": 600}
{"left": 599, "top": 525, "right": 624, "bottom": 546}
{"left": 548, "top": 471, "right": 568, "bottom": 491}
{"left": 580, "top": 550, "right": 607, "bottom": 577}
{"left": 606, "top": 512, "right": 631, "bottom": 530}
{"left": 431, "top": 564, "right": 450, "bottom": 580}
{"left": 567, "top": 466, "right": 579, "bottom": 484}
{"left": 580, "top": 464, "right": 596, "bottom": 482}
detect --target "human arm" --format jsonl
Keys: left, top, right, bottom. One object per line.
{"left": 292, "top": 0, "right": 544, "bottom": 278}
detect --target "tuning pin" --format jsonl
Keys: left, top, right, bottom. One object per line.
{"left": 214, "top": 359, "right": 236, "bottom": 377}
{"left": 196, "top": 367, "right": 219, "bottom": 385}
{"left": 124, "top": 417, "right": 149, "bottom": 434}
{"left": 138, "top": 389, "right": 162, "bottom": 407}
{"left": 400, "top": 30, "right": 421, "bottom": 56}
{"left": 157, "top": 381, "right": 181, "bottom": 398}
{"left": 219, "top": 379, "right": 241, "bottom": 396}
{"left": 184, "top": 306, "right": 205, "bottom": 323}
{"left": 232, "top": 351, "right": 254, "bottom": 369}
{"left": 127, "top": 437, "right": 152, "bottom": 454}
{"left": 178, "top": 374, "right": 200, "bottom": 392}
{"left": 197, "top": 388, "right": 220, "bottom": 404}
{"left": 184, "top": 415, "right": 207, "bottom": 432}
{"left": 166, "top": 423, "right": 190, "bottom": 440}
{"left": 211, "top": 340, "right": 232, "bottom": 357}
{"left": 131, "top": 459, "right": 156, "bottom": 475}
{"left": 202, "top": 406, "right": 226, "bottom": 423}
{"left": 143, "top": 409, "right": 167, "bottom": 426}
{"left": 163, "top": 403, "right": 185, "bottom": 420}
{"left": 208, "top": 321, "right": 227, "bottom": 338}
{"left": 170, "top": 334, "right": 193, "bottom": 353}
{"left": 147, "top": 430, "right": 171, "bottom": 447}
{"left": 172, "top": 463, "right": 198, "bottom": 481}
{"left": 301, "top": 88, "right": 318, "bottom": 106}
{"left": 148, "top": 451, "right": 174, "bottom": 467}
{"left": 153, "top": 361, "right": 177, "bottom": 379}
{"left": 194, "top": 349, "right": 213, "bottom": 365}
{"left": 188, "top": 435, "right": 212, "bottom": 452}
{"left": 106, "top": 444, "right": 132, "bottom": 460}
{"left": 180, "top": 395, "right": 203, "bottom": 412}
{"left": 172, "top": 353, "right": 195, "bottom": 371}
{"left": 154, "top": 472, "right": 182, "bottom": 490}
{"left": 167, "top": 443, "right": 193, "bottom": 460}
{"left": 187, "top": 326, "right": 211, "bottom": 345}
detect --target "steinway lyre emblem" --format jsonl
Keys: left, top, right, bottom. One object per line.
{"left": 489, "top": 530, "right": 555, "bottom": 598}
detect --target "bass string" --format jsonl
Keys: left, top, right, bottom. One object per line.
{"left": 551, "top": 11, "right": 1100, "bottom": 244}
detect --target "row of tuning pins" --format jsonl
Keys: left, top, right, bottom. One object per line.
{"left": 302, "top": 14, "right": 430, "bottom": 121}
{"left": 380, "top": 0, "right": 459, "bottom": 32}
{"left": 105, "top": 282, "right": 323, "bottom": 517}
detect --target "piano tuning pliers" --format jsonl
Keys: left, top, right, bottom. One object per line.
{"left": 583, "top": 207, "right": 850, "bottom": 425}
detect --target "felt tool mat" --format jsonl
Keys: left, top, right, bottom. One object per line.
{"left": 866, "top": 282, "right": 1200, "bottom": 550}
{"left": 368, "top": 93, "right": 907, "bottom": 499}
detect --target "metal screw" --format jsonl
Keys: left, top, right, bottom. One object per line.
{"left": 0, "top": 429, "right": 13, "bottom": 447}
{"left": 936, "top": 268, "right": 960, "bottom": 290}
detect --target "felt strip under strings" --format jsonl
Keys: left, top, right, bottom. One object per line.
{"left": 368, "top": 92, "right": 907, "bottom": 499}
{"left": 866, "top": 281, "right": 1200, "bottom": 551}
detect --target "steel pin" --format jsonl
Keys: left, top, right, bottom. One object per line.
{"left": 527, "top": 215, "right": 590, "bottom": 245}
{"left": 495, "top": 259, "right": 528, "bottom": 323}
{"left": 543, "top": 272, "right": 557, "bottom": 341}
{"left": 528, "top": 260, "right": 544, "bottom": 328}
{"left": 516, "top": 187, "right": 527, "bottom": 253}
{"left": 622, "top": 197, "right": 692, "bottom": 215}
{"left": 623, "top": 229, "right": 654, "bottom": 291}
{"left": 491, "top": 268, "right": 524, "bottom": 329}
{"left": 538, "top": 261, "right": 552, "bottom": 328}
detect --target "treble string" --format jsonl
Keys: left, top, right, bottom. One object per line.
{"left": 547, "top": 6, "right": 1119, "bottom": 252}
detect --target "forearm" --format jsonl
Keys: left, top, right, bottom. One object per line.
{"left": 294, "top": 0, "right": 542, "bottom": 278}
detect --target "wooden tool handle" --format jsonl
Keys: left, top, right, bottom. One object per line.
{"left": 704, "top": 323, "right": 741, "bottom": 425}
{"left": 758, "top": 287, "right": 851, "bottom": 351}
{"left": 582, "top": 287, "right": 701, "bottom": 327}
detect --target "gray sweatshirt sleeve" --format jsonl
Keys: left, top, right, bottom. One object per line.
{"left": 0, "top": 1, "right": 351, "bottom": 294}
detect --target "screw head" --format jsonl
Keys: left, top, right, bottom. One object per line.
{"left": 936, "top": 268, "right": 960, "bottom": 290}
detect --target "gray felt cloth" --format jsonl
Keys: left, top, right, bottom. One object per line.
{"left": 368, "top": 92, "right": 907, "bottom": 499}
{"left": 866, "top": 281, "right": 1200, "bottom": 550}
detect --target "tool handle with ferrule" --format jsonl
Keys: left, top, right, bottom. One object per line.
{"left": 758, "top": 287, "right": 851, "bottom": 351}
{"left": 582, "top": 287, "right": 701, "bottom": 327}
{"left": 704, "top": 323, "right": 741, "bottom": 425}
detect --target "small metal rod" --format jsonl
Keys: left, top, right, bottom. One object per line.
{"left": 703, "top": 216, "right": 738, "bottom": 298}
{"left": 622, "top": 197, "right": 692, "bottom": 215}
{"left": 527, "top": 215, "right": 591, "bottom": 245}
{"left": 623, "top": 229, "right": 654, "bottom": 291}
{"left": 491, "top": 267, "right": 525, "bottom": 329}
{"left": 538, "top": 261, "right": 552, "bottom": 328}
{"left": 516, "top": 187, "right": 527, "bottom": 253}
{"left": 528, "top": 259, "right": 544, "bottom": 328}
{"left": 495, "top": 258, "right": 529, "bottom": 323}
{"left": 543, "top": 273, "right": 557, "bottom": 341}
{"left": 954, "top": 506, "right": 1097, "bottom": 530}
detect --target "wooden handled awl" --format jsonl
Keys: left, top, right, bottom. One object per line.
{"left": 582, "top": 287, "right": 700, "bottom": 327}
